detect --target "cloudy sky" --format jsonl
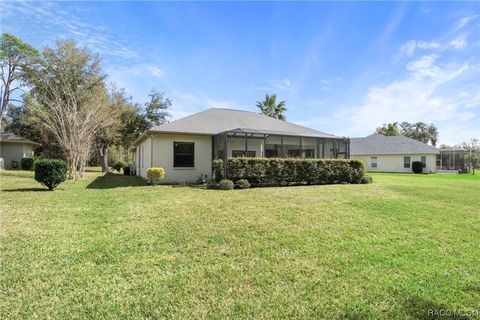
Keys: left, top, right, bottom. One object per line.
{"left": 1, "top": 1, "right": 478, "bottom": 145}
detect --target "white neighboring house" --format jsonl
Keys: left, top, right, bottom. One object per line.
{"left": 0, "top": 133, "right": 39, "bottom": 170}
{"left": 350, "top": 133, "right": 439, "bottom": 173}
{"left": 133, "top": 108, "right": 349, "bottom": 183}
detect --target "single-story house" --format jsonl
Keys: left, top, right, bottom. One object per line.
{"left": 0, "top": 133, "right": 39, "bottom": 169}
{"left": 134, "top": 108, "right": 349, "bottom": 183}
{"left": 350, "top": 133, "right": 439, "bottom": 173}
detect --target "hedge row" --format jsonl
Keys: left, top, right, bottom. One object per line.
{"left": 226, "top": 158, "right": 367, "bottom": 186}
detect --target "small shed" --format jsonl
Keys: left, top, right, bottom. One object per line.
{"left": 0, "top": 133, "right": 39, "bottom": 169}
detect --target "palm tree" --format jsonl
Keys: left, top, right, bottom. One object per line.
{"left": 256, "top": 94, "right": 287, "bottom": 121}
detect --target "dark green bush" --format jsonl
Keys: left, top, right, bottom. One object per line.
{"left": 112, "top": 161, "right": 126, "bottom": 172}
{"left": 226, "top": 158, "right": 367, "bottom": 186}
{"left": 236, "top": 179, "right": 250, "bottom": 189}
{"left": 412, "top": 161, "right": 423, "bottom": 174}
{"left": 21, "top": 157, "right": 40, "bottom": 170}
{"left": 212, "top": 159, "right": 224, "bottom": 182}
{"left": 34, "top": 159, "right": 68, "bottom": 190}
{"left": 218, "top": 179, "right": 234, "bottom": 190}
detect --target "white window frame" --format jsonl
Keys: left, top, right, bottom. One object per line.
{"left": 371, "top": 157, "right": 377, "bottom": 168}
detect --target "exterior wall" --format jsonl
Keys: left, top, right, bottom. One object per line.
{"left": 352, "top": 154, "right": 437, "bottom": 173}
{"left": 138, "top": 133, "right": 212, "bottom": 183}
{"left": 0, "top": 143, "right": 34, "bottom": 169}
{"left": 136, "top": 137, "right": 152, "bottom": 178}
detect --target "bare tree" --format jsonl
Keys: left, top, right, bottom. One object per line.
{"left": 29, "top": 39, "right": 115, "bottom": 180}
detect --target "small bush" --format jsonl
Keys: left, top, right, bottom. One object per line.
{"left": 34, "top": 159, "right": 68, "bottom": 190}
{"left": 412, "top": 161, "right": 423, "bottom": 174}
{"left": 361, "top": 175, "right": 373, "bottom": 184}
{"left": 112, "top": 161, "right": 126, "bottom": 172}
{"left": 21, "top": 157, "right": 40, "bottom": 170}
{"left": 212, "top": 159, "right": 224, "bottom": 182}
{"left": 206, "top": 179, "right": 218, "bottom": 189}
{"left": 236, "top": 179, "right": 251, "bottom": 189}
{"left": 147, "top": 167, "right": 165, "bottom": 185}
{"left": 218, "top": 179, "right": 234, "bottom": 190}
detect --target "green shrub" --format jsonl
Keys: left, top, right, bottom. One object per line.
{"left": 218, "top": 179, "right": 234, "bottom": 190}
{"left": 112, "top": 161, "right": 126, "bottom": 172}
{"left": 212, "top": 159, "right": 224, "bottom": 182}
{"left": 21, "top": 157, "right": 41, "bottom": 170}
{"left": 206, "top": 179, "right": 218, "bottom": 189}
{"left": 412, "top": 161, "right": 423, "bottom": 174}
{"left": 236, "top": 179, "right": 250, "bottom": 189}
{"left": 361, "top": 175, "right": 373, "bottom": 184}
{"left": 147, "top": 167, "right": 165, "bottom": 185}
{"left": 226, "top": 158, "right": 367, "bottom": 186}
{"left": 34, "top": 159, "right": 68, "bottom": 190}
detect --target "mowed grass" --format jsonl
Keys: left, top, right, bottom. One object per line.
{"left": 1, "top": 170, "right": 479, "bottom": 319}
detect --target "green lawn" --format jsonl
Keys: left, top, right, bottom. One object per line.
{"left": 1, "top": 170, "right": 479, "bottom": 319}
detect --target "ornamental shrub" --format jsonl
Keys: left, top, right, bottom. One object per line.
{"left": 21, "top": 157, "right": 41, "bottom": 170}
{"left": 236, "top": 179, "right": 250, "bottom": 189}
{"left": 412, "top": 161, "right": 423, "bottom": 174}
{"left": 226, "top": 158, "right": 367, "bottom": 186}
{"left": 112, "top": 161, "right": 126, "bottom": 172}
{"left": 34, "top": 159, "right": 68, "bottom": 190}
{"left": 218, "top": 179, "right": 234, "bottom": 190}
{"left": 147, "top": 167, "right": 165, "bottom": 185}
{"left": 212, "top": 159, "right": 224, "bottom": 182}
{"left": 361, "top": 175, "right": 373, "bottom": 184}
{"left": 206, "top": 179, "right": 218, "bottom": 189}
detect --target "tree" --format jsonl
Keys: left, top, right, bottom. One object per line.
{"left": 256, "top": 94, "right": 287, "bottom": 121}
{"left": 376, "top": 122, "right": 400, "bottom": 136}
{"left": 144, "top": 89, "right": 171, "bottom": 127}
{"left": 28, "top": 39, "right": 115, "bottom": 180}
{"left": 0, "top": 34, "right": 41, "bottom": 123}
{"left": 462, "top": 139, "right": 480, "bottom": 174}
{"left": 399, "top": 122, "right": 438, "bottom": 146}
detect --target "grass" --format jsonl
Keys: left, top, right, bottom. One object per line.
{"left": 1, "top": 170, "right": 479, "bottom": 319}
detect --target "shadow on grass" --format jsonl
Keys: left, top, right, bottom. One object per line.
{"left": 2, "top": 187, "right": 49, "bottom": 192}
{"left": 86, "top": 172, "right": 148, "bottom": 189}
{"left": 399, "top": 295, "right": 469, "bottom": 320}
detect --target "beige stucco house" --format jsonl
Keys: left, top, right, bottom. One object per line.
{"left": 134, "top": 108, "right": 349, "bottom": 183}
{"left": 0, "top": 133, "right": 39, "bottom": 169}
{"left": 350, "top": 133, "right": 439, "bottom": 173}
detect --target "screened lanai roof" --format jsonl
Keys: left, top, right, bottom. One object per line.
{"left": 223, "top": 127, "right": 341, "bottom": 139}
{"left": 149, "top": 108, "right": 339, "bottom": 138}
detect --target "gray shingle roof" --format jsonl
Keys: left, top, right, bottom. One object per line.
{"left": 350, "top": 133, "right": 439, "bottom": 155}
{"left": 149, "top": 108, "right": 339, "bottom": 138}
{"left": 0, "top": 132, "right": 39, "bottom": 145}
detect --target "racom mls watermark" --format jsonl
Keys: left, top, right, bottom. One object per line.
{"left": 428, "top": 309, "right": 479, "bottom": 317}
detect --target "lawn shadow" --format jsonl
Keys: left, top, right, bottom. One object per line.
{"left": 2, "top": 187, "right": 49, "bottom": 192}
{"left": 399, "top": 295, "right": 470, "bottom": 319}
{"left": 86, "top": 172, "right": 148, "bottom": 189}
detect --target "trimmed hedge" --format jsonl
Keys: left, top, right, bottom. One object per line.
{"left": 147, "top": 167, "right": 165, "bottom": 185}
{"left": 21, "top": 157, "right": 41, "bottom": 170}
{"left": 226, "top": 158, "right": 367, "bottom": 186}
{"left": 34, "top": 159, "right": 68, "bottom": 190}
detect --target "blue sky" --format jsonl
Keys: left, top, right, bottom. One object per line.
{"left": 1, "top": 1, "right": 479, "bottom": 145}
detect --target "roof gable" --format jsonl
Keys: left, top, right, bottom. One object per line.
{"left": 350, "top": 133, "right": 439, "bottom": 155}
{"left": 0, "top": 133, "right": 39, "bottom": 145}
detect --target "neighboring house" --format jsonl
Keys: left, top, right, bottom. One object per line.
{"left": 350, "top": 133, "right": 439, "bottom": 173}
{"left": 0, "top": 133, "right": 39, "bottom": 170}
{"left": 134, "top": 108, "right": 349, "bottom": 183}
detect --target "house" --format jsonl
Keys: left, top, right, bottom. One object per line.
{"left": 134, "top": 108, "right": 349, "bottom": 183}
{"left": 350, "top": 133, "right": 439, "bottom": 173}
{"left": 0, "top": 133, "right": 39, "bottom": 169}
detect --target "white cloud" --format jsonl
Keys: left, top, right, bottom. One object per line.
{"left": 451, "top": 14, "right": 480, "bottom": 33}
{"left": 330, "top": 54, "right": 479, "bottom": 144}
{"left": 396, "top": 40, "right": 440, "bottom": 60}
{"left": 148, "top": 66, "right": 166, "bottom": 78}
{"left": 450, "top": 39, "right": 467, "bottom": 49}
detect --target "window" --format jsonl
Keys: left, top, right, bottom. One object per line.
{"left": 421, "top": 156, "right": 426, "bottom": 168}
{"left": 371, "top": 157, "right": 377, "bottom": 168}
{"left": 174, "top": 142, "right": 194, "bottom": 167}
{"left": 232, "top": 150, "right": 256, "bottom": 157}
{"left": 404, "top": 156, "right": 411, "bottom": 168}
{"left": 265, "top": 149, "right": 278, "bottom": 158}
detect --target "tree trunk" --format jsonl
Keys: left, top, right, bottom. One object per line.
{"left": 99, "top": 144, "right": 109, "bottom": 173}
